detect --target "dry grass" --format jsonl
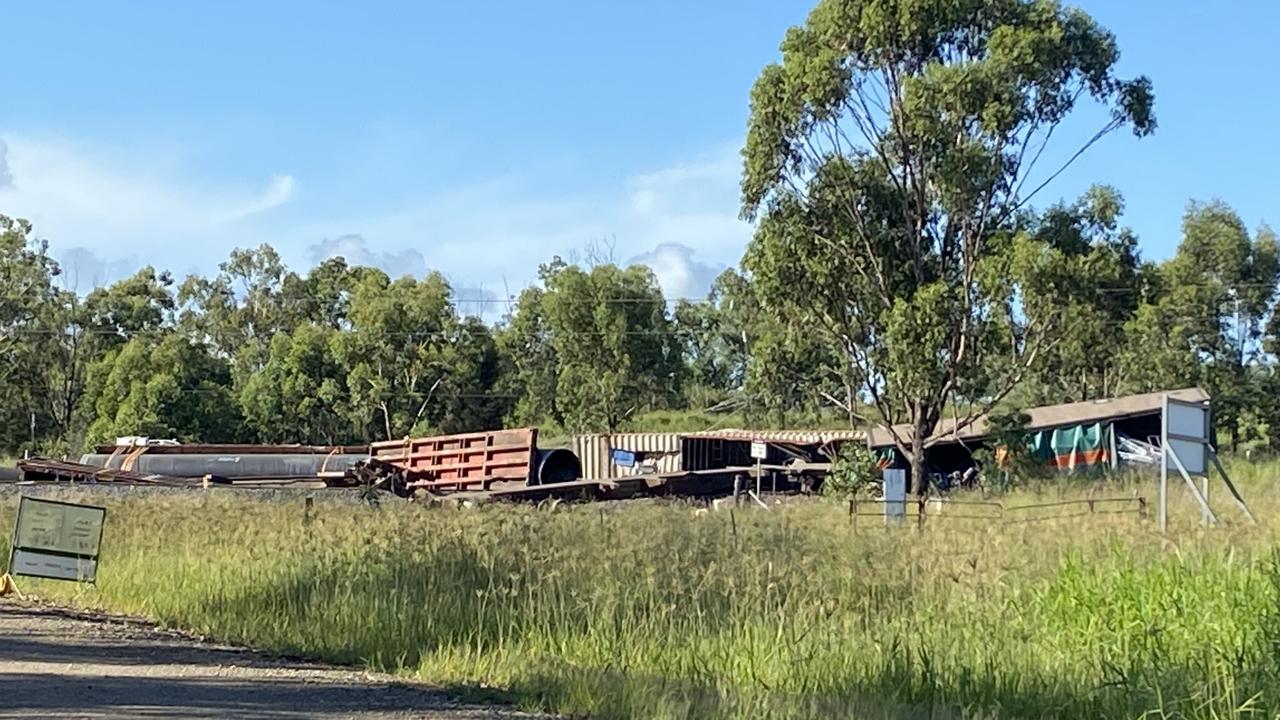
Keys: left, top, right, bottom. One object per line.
{"left": 4, "top": 460, "right": 1280, "bottom": 719}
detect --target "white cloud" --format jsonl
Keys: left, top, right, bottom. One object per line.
{"left": 307, "top": 233, "right": 427, "bottom": 278}
{"left": 0, "top": 140, "right": 12, "bottom": 189}
{"left": 618, "top": 146, "right": 749, "bottom": 259}
{"left": 222, "top": 174, "right": 296, "bottom": 221}
{"left": 450, "top": 283, "right": 503, "bottom": 319}
{"left": 627, "top": 243, "right": 725, "bottom": 300}
{"left": 306, "top": 144, "right": 752, "bottom": 301}
{"left": 0, "top": 134, "right": 294, "bottom": 267}
{"left": 0, "top": 132, "right": 750, "bottom": 310}
{"left": 55, "top": 246, "right": 140, "bottom": 295}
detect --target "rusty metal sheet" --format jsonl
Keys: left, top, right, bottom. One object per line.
{"left": 370, "top": 428, "right": 538, "bottom": 490}
{"left": 91, "top": 443, "right": 370, "bottom": 456}
{"left": 16, "top": 459, "right": 188, "bottom": 486}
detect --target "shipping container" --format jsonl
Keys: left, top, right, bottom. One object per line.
{"left": 574, "top": 433, "right": 684, "bottom": 479}
{"left": 680, "top": 429, "right": 865, "bottom": 469}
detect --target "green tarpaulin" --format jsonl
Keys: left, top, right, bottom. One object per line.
{"left": 873, "top": 421, "right": 1113, "bottom": 475}
{"left": 999, "top": 421, "right": 1111, "bottom": 472}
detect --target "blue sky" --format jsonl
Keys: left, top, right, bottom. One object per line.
{"left": 0, "top": 1, "right": 1276, "bottom": 305}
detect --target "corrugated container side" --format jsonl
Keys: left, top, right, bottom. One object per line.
{"left": 574, "top": 433, "right": 684, "bottom": 479}
{"left": 574, "top": 435, "right": 609, "bottom": 480}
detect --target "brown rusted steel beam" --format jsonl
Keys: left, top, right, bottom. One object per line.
{"left": 15, "top": 458, "right": 189, "bottom": 486}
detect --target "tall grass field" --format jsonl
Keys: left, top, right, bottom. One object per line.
{"left": 4, "top": 462, "right": 1280, "bottom": 719}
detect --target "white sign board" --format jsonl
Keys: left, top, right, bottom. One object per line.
{"left": 1167, "top": 402, "right": 1208, "bottom": 440}
{"left": 10, "top": 548, "right": 97, "bottom": 582}
{"left": 882, "top": 468, "right": 907, "bottom": 525}
{"left": 1166, "top": 438, "right": 1208, "bottom": 475}
{"left": 9, "top": 496, "right": 106, "bottom": 583}
{"left": 750, "top": 440, "right": 768, "bottom": 460}
{"left": 1165, "top": 401, "right": 1209, "bottom": 475}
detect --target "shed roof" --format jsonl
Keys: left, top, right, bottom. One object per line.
{"left": 866, "top": 387, "right": 1209, "bottom": 449}
{"left": 585, "top": 388, "right": 1208, "bottom": 452}
{"left": 681, "top": 428, "right": 867, "bottom": 445}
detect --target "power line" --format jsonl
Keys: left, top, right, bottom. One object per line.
{"left": 2, "top": 281, "right": 1278, "bottom": 306}
{"left": 0, "top": 313, "right": 1266, "bottom": 338}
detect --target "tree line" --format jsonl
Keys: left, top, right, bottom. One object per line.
{"left": 3, "top": 1, "right": 1277, "bottom": 486}
{"left": 2, "top": 193, "right": 1276, "bottom": 457}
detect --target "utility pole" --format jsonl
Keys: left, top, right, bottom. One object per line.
{"left": 1230, "top": 288, "right": 1245, "bottom": 452}
{"left": 1234, "top": 291, "right": 1245, "bottom": 365}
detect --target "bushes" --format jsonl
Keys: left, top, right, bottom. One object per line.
{"left": 823, "top": 443, "right": 882, "bottom": 497}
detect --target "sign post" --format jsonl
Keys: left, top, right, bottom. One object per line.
{"left": 6, "top": 496, "right": 106, "bottom": 586}
{"left": 750, "top": 439, "right": 767, "bottom": 497}
{"left": 1159, "top": 394, "right": 1254, "bottom": 531}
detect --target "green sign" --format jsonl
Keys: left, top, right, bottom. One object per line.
{"left": 9, "top": 496, "right": 106, "bottom": 583}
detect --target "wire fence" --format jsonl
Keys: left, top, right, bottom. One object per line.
{"left": 846, "top": 494, "right": 1147, "bottom": 530}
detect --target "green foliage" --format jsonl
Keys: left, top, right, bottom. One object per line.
{"left": 675, "top": 268, "right": 851, "bottom": 426}
{"left": 83, "top": 267, "right": 176, "bottom": 350}
{"left": 341, "top": 270, "right": 503, "bottom": 440}
{"left": 502, "top": 259, "right": 684, "bottom": 433}
{"left": 497, "top": 284, "right": 561, "bottom": 427}
{"left": 822, "top": 443, "right": 880, "bottom": 497}
{"left": 239, "top": 324, "right": 353, "bottom": 444}
{"left": 1116, "top": 202, "right": 1280, "bottom": 449}
{"left": 1018, "top": 187, "right": 1152, "bottom": 404}
{"left": 740, "top": 0, "right": 1155, "bottom": 491}
{"left": 177, "top": 244, "right": 298, "bottom": 372}
{"left": 0, "top": 215, "right": 66, "bottom": 453}
{"left": 975, "top": 408, "right": 1040, "bottom": 490}
{"left": 82, "top": 333, "right": 242, "bottom": 443}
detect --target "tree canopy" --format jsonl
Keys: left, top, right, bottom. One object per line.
{"left": 740, "top": 0, "right": 1155, "bottom": 489}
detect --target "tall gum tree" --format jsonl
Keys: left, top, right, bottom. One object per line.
{"left": 740, "top": 0, "right": 1155, "bottom": 491}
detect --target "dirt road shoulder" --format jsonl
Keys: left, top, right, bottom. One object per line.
{"left": 0, "top": 602, "right": 546, "bottom": 720}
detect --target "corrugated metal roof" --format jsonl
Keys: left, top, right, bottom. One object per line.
{"left": 866, "top": 387, "right": 1209, "bottom": 448}
{"left": 681, "top": 428, "right": 867, "bottom": 444}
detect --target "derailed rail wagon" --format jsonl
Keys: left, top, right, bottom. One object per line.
{"left": 335, "top": 428, "right": 583, "bottom": 497}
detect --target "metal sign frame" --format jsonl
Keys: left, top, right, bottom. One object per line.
{"left": 8, "top": 496, "right": 106, "bottom": 583}
{"left": 1159, "top": 394, "right": 1254, "bottom": 531}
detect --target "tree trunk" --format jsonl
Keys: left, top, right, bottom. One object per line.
{"left": 909, "top": 430, "right": 928, "bottom": 495}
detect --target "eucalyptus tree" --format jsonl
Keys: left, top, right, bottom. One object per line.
{"left": 741, "top": 0, "right": 1155, "bottom": 490}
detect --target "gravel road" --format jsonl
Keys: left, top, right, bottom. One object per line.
{"left": 0, "top": 603, "right": 548, "bottom": 720}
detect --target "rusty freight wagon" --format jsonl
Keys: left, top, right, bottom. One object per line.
{"left": 345, "top": 428, "right": 582, "bottom": 496}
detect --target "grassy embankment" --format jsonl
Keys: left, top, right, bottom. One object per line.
{"left": 4, "top": 461, "right": 1280, "bottom": 720}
